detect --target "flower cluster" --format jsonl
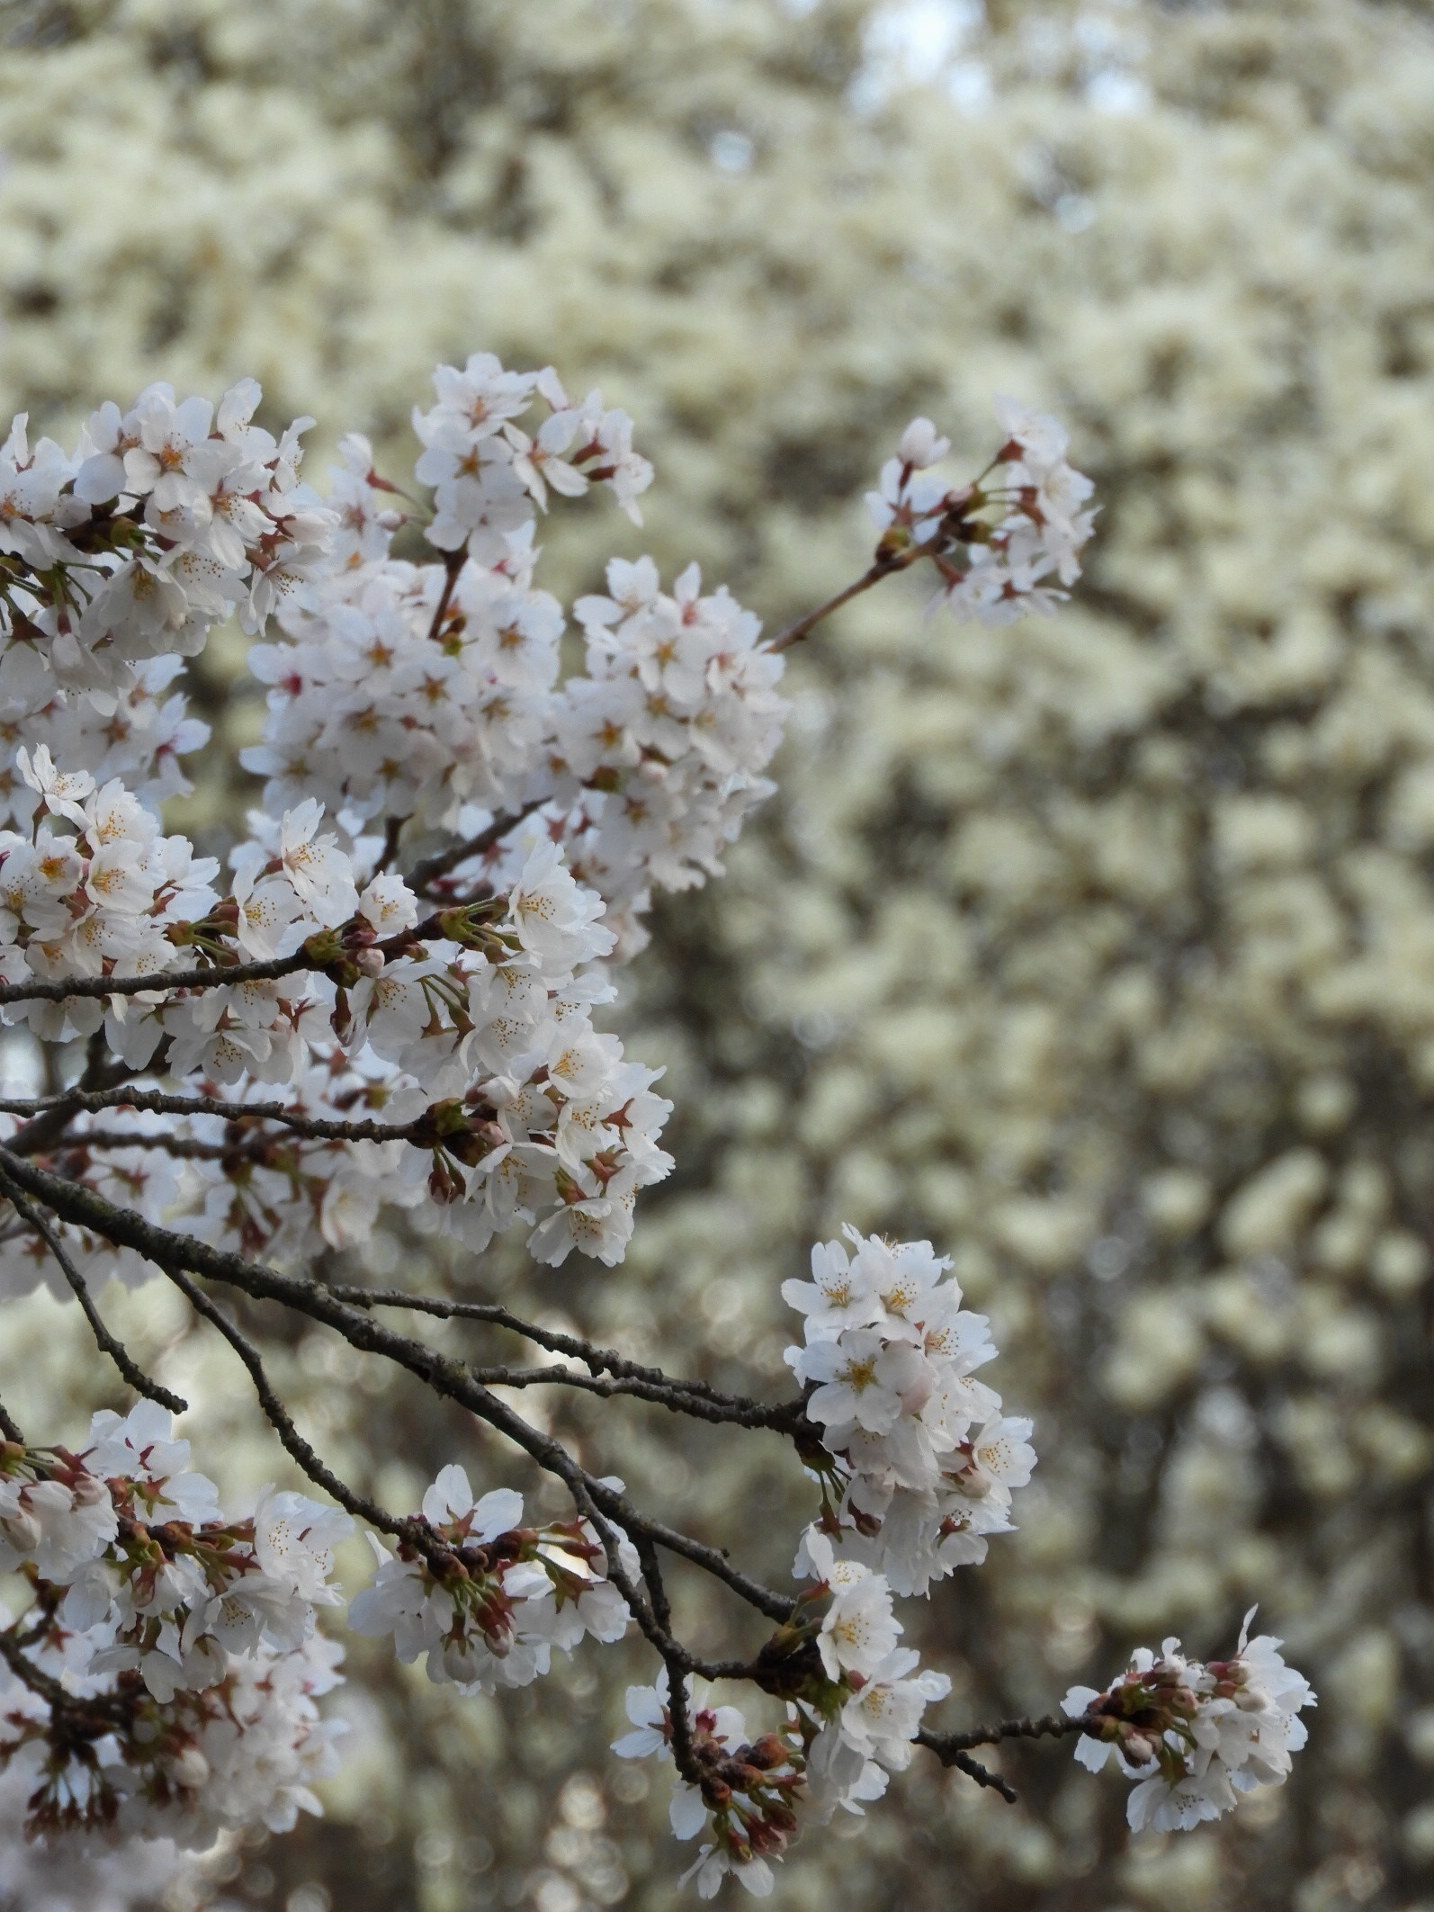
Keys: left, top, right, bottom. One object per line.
{"left": 414, "top": 355, "right": 652, "bottom": 560}
{"left": 0, "top": 382, "right": 332, "bottom": 701}
{"left": 247, "top": 532, "right": 788, "bottom": 964}
{"left": 548, "top": 558, "right": 790, "bottom": 950}
{"left": 1062, "top": 1614, "right": 1316, "bottom": 1834}
{"left": 0, "top": 825, "right": 673, "bottom": 1297}
{"left": 243, "top": 541, "right": 564, "bottom": 835}
{"left": 349, "top": 1464, "right": 633, "bottom": 1691}
{"left": 0, "top": 1403, "right": 347, "bottom": 1845}
{"left": 784, "top": 1228, "right": 1035, "bottom": 1594}
{"left": 868, "top": 402, "right": 1096, "bottom": 623}
{"left": 0, "top": 746, "right": 220, "bottom": 1038}
{"left": 3, "top": 352, "right": 1300, "bottom": 1898}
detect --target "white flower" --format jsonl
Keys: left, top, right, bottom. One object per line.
{"left": 252, "top": 1488, "right": 352, "bottom": 1604}
{"left": 274, "top": 800, "right": 359, "bottom": 921}
{"left": 897, "top": 417, "right": 951, "bottom": 468}
{"left": 612, "top": 1671, "right": 678, "bottom": 1758}
{"left": 678, "top": 1845, "right": 774, "bottom": 1900}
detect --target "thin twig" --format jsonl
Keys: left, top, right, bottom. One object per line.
{"left": 0, "top": 1392, "right": 24, "bottom": 1442}
{"left": 921, "top": 1711, "right": 1087, "bottom": 1755}
{"left": 5, "top": 1035, "right": 137, "bottom": 1156}
{"left": 43, "top": 1129, "right": 234, "bottom": 1161}
{"left": 159, "top": 1265, "right": 424, "bottom": 1549}
{"left": 424, "top": 548, "right": 467, "bottom": 645}
{"left": 374, "top": 814, "right": 405, "bottom": 875}
{"left": 461, "top": 1359, "right": 804, "bottom": 1429}
{"left": 915, "top": 1712, "right": 1092, "bottom": 1803}
{"left": 766, "top": 554, "right": 906, "bottom": 652}
{"left": 0, "top": 1165, "right": 186, "bottom": 1415}
{"left": 945, "top": 1750, "right": 1019, "bottom": 1803}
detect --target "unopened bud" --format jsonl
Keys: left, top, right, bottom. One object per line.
{"left": 0, "top": 1509, "right": 41, "bottom": 1551}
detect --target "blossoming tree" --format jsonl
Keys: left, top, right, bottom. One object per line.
{"left": 0, "top": 357, "right": 1311, "bottom": 1894}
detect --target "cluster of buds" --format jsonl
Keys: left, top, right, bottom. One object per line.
{"left": 615, "top": 1673, "right": 806, "bottom": 1899}
{"left": 1063, "top": 1613, "right": 1316, "bottom": 1833}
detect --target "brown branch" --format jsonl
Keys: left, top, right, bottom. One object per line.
{"left": 0, "top": 1392, "right": 24, "bottom": 1442}
{"left": 0, "top": 947, "right": 318, "bottom": 1008}
{"left": 921, "top": 1711, "right": 1088, "bottom": 1755}
{"left": 0, "top": 1165, "right": 186, "bottom": 1415}
{"left": 633, "top": 1531, "right": 700, "bottom": 1783}
{"left": 4, "top": 1032, "right": 137, "bottom": 1157}
{"left": 44, "top": 1129, "right": 234, "bottom": 1161}
{"left": 943, "top": 1750, "right": 1020, "bottom": 1802}
{"left": 915, "top": 1712, "right": 1093, "bottom": 1804}
{"left": 0, "top": 1627, "right": 81, "bottom": 1713}
{"left": 424, "top": 547, "right": 467, "bottom": 644}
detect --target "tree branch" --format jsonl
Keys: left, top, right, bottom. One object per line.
{"left": 920, "top": 1711, "right": 1088, "bottom": 1755}
{"left": 0, "top": 947, "right": 319, "bottom": 1008}
{"left": 914, "top": 1712, "right": 1092, "bottom": 1805}
{"left": 766, "top": 553, "right": 906, "bottom": 652}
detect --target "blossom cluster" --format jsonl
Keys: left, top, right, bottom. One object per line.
{"left": 784, "top": 1227, "right": 1035, "bottom": 1594}
{"left": 0, "top": 382, "right": 332, "bottom": 702}
{"left": 413, "top": 355, "right": 653, "bottom": 559}
{"left": 1062, "top": 1614, "right": 1316, "bottom": 1835}
{"left": 867, "top": 401, "right": 1096, "bottom": 622}
{"left": 244, "top": 544, "right": 789, "bottom": 960}
{"left": 0, "top": 745, "right": 220, "bottom": 1028}
{"left": 0, "top": 1402, "right": 347, "bottom": 1845}
{"left": 0, "top": 349, "right": 1315, "bottom": 1895}
{"left": 349, "top": 1464, "right": 634, "bottom": 1691}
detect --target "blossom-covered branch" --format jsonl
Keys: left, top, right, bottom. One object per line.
{"left": 0, "top": 354, "right": 1313, "bottom": 1896}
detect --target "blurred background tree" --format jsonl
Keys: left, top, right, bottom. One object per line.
{"left": 2, "top": 0, "right": 1433, "bottom": 1908}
